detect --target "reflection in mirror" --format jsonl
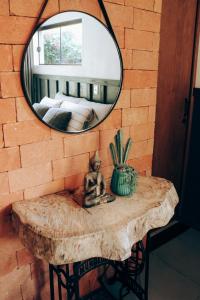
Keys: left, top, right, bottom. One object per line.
{"left": 22, "top": 11, "right": 123, "bottom": 133}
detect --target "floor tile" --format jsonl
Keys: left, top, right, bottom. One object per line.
{"left": 99, "top": 273, "right": 141, "bottom": 300}
{"left": 92, "top": 229, "right": 200, "bottom": 300}
{"left": 153, "top": 229, "right": 200, "bottom": 286}
{"left": 148, "top": 253, "right": 200, "bottom": 300}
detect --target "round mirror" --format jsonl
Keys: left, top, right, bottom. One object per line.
{"left": 21, "top": 11, "right": 123, "bottom": 133}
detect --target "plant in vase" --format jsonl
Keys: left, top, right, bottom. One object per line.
{"left": 109, "top": 130, "right": 137, "bottom": 196}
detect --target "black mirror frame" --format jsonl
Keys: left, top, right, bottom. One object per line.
{"left": 20, "top": 9, "right": 124, "bottom": 134}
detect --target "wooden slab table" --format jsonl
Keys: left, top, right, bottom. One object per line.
{"left": 12, "top": 176, "right": 179, "bottom": 300}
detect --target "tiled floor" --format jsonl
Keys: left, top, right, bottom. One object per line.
{"left": 148, "top": 229, "right": 200, "bottom": 300}
{"left": 95, "top": 229, "right": 200, "bottom": 300}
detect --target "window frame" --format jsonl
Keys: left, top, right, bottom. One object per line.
{"left": 37, "top": 19, "right": 83, "bottom": 66}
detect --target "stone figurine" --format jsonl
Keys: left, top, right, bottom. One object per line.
{"left": 84, "top": 151, "right": 115, "bottom": 208}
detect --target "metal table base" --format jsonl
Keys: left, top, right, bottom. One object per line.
{"left": 49, "top": 236, "right": 150, "bottom": 300}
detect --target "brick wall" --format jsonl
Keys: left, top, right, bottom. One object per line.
{"left": 0, "top": 0, "right": 162, "bottom": 299}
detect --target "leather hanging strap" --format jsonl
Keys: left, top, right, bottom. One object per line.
{"left": 33, "top": 0, "right": 49, "bottom": 32}
{"left": 97, "top": 0, "right": 117, "bottom": 42}
{"left": 30, "top": 0, "right": 116, "bottom": 42}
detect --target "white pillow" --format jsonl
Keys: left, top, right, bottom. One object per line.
{"left": 40, "top": 96, "right": 62, "bottom": 108}
{"left": 60, "top": 101, "right": 94, "bottom": 132}
{"left": 79, "top": 99, "right": 112, "bottom": 126}
{"left": 55, "top": 92, "right": 82, "bottom": 104}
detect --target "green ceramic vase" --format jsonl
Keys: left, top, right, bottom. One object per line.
{"left": 110, "top": 165, "right": 137, "bottom": 196}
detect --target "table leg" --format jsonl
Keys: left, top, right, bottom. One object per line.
{"left": 110, "top": 240, "right": 147, "bottom": 300}
{"left": 144, "top": 232, "right": 150, "bottom": 300}
{"left": 73, "top": 262, "right": 81, "bottom": 300}
{"left": 57, "top": 265, "right": 63, "bottom": 300}
{"left": 48, "top": 242, "right": 149, "bottom": 300}
{"left": 49, "top": 264, "right": 55, "bottom": 300}
{"left": 49, "top": 264, "right": 75, "bottom": 300}
{"left": 66, "top": 264, "right": 71, "bottom": 300}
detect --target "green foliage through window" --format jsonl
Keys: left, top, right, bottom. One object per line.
{"left": 39, "top": 21, "right": 82, "bottom": 65}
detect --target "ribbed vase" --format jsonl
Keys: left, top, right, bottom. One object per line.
{"left": 110, "top": 165, "right": 137, "bottom": 196}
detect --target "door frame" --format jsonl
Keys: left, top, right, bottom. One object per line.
{"left": 151, "top": 0, "right": 200, "bottom": 247}
{"left": 180, "top": 0, "right": 200, "bottom": 203}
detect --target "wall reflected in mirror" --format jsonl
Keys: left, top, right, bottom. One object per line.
{"left": 22, "top": 11, "right": 123, "bottom": 133}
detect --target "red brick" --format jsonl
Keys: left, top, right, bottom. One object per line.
{"left": 30, "top": 259, "right": 49, "bottom": 287}
{"left": 0, "top": 237, "right": 22, "bottom": 277}
{"left": 10, "top": 0, "right": 59, "bottom": 18}
{"left": 128, "top": 155, "right": 152, "bottom": 172}
{"left": 129, "top": 140, "right": 148, "bottom": 158}
{"left": 121, "top": 49, "right": 132, "bottom": 69}
{"left": 132, "top": 50, "right": 159, "bottom": 70}
{"left": 115, "top": 90, "right": 131, "bottom": 109}
{"left": 154, "top": 0, "right": 162, "bottom": 13}
{"left": 30, "top": 264, "right": 50, "bottom": 298}
{"left": 36, "top": 280, "right": 51, "bottom": 300}
{"left": 16, "top": 97, "right": 36, "bottom": 121}
{"left": 8, "top": 162, "right": 52, "bottom": 192}
{"left": 50, "top": 128, "right": 69, "bottom": 139}
{"left": 21, "top": 273, "right": 38, "bottom": 300}
{"left": 104, "top": 2, "right": 133, "bottom": 28}
{"left": 16, "top": 247, "right": 35, "bottom": 267}
{"left": 64, "top": 173, "right": 85, "bottom": 191}
{"left": 0, "top": 265, "right": 30, "bottom": 300}
{"left": 0, "top": 72, "right": 23, "bottom": 98}
{"left": 114, "top": 26, "right": 125, "bottom": 48}
{"left": 4, "top": 120, "right": 50, "bottom": 147}
{"left": 0, "top": 98, "right": 16, "bottom": 125}
{"left": 0, "top": 147, "right": 20, "bottom": 172}
{"left": 99, "top": 127, "right": 130, "bottom": 150}
{"left": 101, "top": 165, "right": 113, "bottom": 179}
{"left": 60, "top": 0, "right": 101, "bottom": 18}
{"left": 53, "top": 153, "right": 89, "bottom": 179}
{"left": 0, "top": 46, "right": 13, "bottom": 71}
{"left": 0, "top": 16, "right": 34, "bottom": 44}
{"left": 0, "top": 125, "right": 3, "bottom": 148}
{"left": 105, "top": 0, "right": 124, "bottom": 4}
{"left": 24, "top": 179, "right": 64, "bottom": 200}
{"left": 148, "top": 105, "right": 156, "bottom": 122}
{"left": 0, "top": 0, "right": 9, "bottom": 16}
{"left": 20, "top": 139, "right": 64, "bottom": 167}
{"left": 131, "top": 88, "right": 157, "bottom": 107}
{"left": 130, "top": 123, "right": 155, "bottom": 142}
{"left": 0, "top": 172, "right": 9, "bottom": 195}
{"left": 153, "top": 32, "right": 160, "bottom": 51}
{"left": 0, "top": 207, "right": 12, "bottom": 237}
{"left": 0, "top": 191, "right": 23, "bottom": 209}
{"left": 12, "top": 45, "right": 24, "bottom": 72}
{"left": 134, "top": 9, "right": 161, "bottom": 33}
{"left": 146, "top": 139, "right": 154, "bottom": 155}
{"left": 98, "top": 109, "right": 122, "bottom": 130}
{"left": 125, "top": 29, "right": 154, "bottom": 50}
{"left": 80, "top": 271, "right": 100, "bottom": 297}
{"left": 125, "top": 0, "right": 154, "bottom": 10}
{"left": 122, "top": 107, "right": 149, "bottom": 126}
{"left": 64, "top": 131, "right": 99, "bottom": 157}
{"left": 124, "top": 70, "right": 158, "bottom": 89}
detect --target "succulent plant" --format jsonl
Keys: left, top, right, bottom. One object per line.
{"left": 109, "top": 129, "right": 133, "bottom": 167}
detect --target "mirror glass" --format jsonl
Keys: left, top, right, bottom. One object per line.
{"left": 21, "top": 11, "right": 123, "bottom": 133}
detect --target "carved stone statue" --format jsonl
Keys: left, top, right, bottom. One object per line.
{"left": 84, "top": 151, "right": 115, "bottom": 208}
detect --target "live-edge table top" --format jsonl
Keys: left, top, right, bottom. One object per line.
{"left": 12, "top": 176, "right": 179, "bottom": 265}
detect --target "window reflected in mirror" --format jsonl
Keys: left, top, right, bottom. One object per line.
{"left": 34, "top": 19, "right": 82, "bottom": 65}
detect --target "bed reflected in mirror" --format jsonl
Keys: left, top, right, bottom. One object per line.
{"left": 21, "top": 11, "right": 123, "bottom": 133}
